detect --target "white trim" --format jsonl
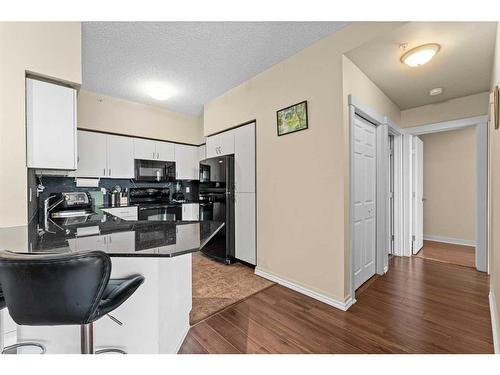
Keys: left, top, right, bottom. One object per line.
{"left": 404, "top": 115, "right": 488, "bottom": 135}
{"left": 402, "top": 116, "right": 488, "bottom": 271}
{"left": 348, "top": 95, "right": 385, "bottom": 125}
{"left": 255, "top": 268, "right": 356, "bottom": 311}
{"left": 489, "top": 290, "right": 499, "bottom": 354}
{"left": 423, "top": 235, "right": 476, "bottom": 247}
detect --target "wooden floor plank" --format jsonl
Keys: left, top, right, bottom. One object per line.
{"left": 179, "top": 256, "right": 493, "bottom": 354}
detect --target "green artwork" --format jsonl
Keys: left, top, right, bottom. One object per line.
{"left": 277, "top": 101, "right": 308, "bottom": 136}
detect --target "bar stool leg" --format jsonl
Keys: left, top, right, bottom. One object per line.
{"left": 80, "top": 323, "right": 94, "bottom": 354}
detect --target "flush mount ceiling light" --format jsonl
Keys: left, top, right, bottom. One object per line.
{"left": 429, "top": 87, "right": 443, "bottom": 96}
{"left": 400, "top": 43, "right": 441, "bottom": 67}
{"left": 146, "top": 83, "right": 177, "bottom": 101}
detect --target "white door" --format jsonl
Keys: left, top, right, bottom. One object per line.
{"left": 412, "top": 137, "right": 424, "bottom": 254}
{"left": 234, "top": 123, "right": 256, "bottom": 193}
{"left": 133, "top": 138, "right": 157, "bottom": 161}
{"left": 174, "top": 144, "right": 199, "bottom": 180}
{"left": 156, "top": 141, "right": 175, "bottom": 161}
{"left": 26, "top": 78, "right": 77, "bottom": 170}
{"left": 107, "top": 135, "right": 134, "bottom": 178}
{"left": 76, "top": 131, "right": 108, "bottom": 177}
{"left": 235, "top": 192, "right": 256, "bottom": 265}
{"left": 353, "top": 116, "right": 377, "bottom": 290}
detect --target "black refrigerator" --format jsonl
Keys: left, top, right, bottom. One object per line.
{"left": 198, "top": 155, "right": 235, "bottom": 264}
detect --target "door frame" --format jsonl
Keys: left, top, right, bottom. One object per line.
{"left": 403, "top": 115, "right": 488, "bottom": 272}
{"left": 348, "top": 95, "right": 404, "bottom": 301}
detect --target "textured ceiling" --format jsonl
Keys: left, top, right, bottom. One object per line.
{"left": 82, "top": 22, "right": 349, "bottom": 116}
{"left": 346, "top": 22, "right": 497, "bottom": 110}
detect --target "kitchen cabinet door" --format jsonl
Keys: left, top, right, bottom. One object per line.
{"left": 75, "top": 131, "right": 107, "bottom": 177}
{"left": 107, "top": 135, "right": 134, "bottom": 179}
{"left": 234, "top": 122, "right": 255, "bottom": 193}
{"left": 134, "top": 138, "right": 157, "bottom": 161}
{"left": 107, "top": 231, "right": 136, "bottom": 254}
{"left": 156, "top": 141, "right": 175, "bottom": 161}
{"left": 174, "top": 144, "right": 199, "bottom": 180}
{"left": 26, "top": 78, "right": 77, "bottom": 170}
{"left": 176, "top": 224, "right": 200, "bottom": 252}
{"left": 76, "top": 235, "right": 108, "bottom": 252}
{"left": 206, "top": 131, "right": 234, "bottom": 158}
{"left": 235, "top": 192, "right": 256, "bottom": 265}
{"left": 182, "top": 203, "right": 199, "bottom": 221}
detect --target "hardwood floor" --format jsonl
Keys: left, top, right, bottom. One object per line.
{"left": 179, "top": 256, "right": 493, "bottom": 354}
{"left": 416, "top": 240, "right": 475, "bottom": 268}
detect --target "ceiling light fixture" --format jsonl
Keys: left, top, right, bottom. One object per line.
{"left": 147, "top": 83, "right": 177, "bottom": 101}
{"left": 400, "top": 43, "right": 441, "bottom": 67}
{"left": 429, "top": 87, "right": 443, "bottom": 96}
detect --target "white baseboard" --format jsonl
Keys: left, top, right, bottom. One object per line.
{"left": 489, "top": 290, "right": 499, "bottom": 354}
{"left": 254, "top": 268, "right": 355, "bottom": 311}
{"left": 174, "top": 324, "right": 190, "bottom": 354}
{"left": 423, "top": 235, "right": 476, "bottom": 247}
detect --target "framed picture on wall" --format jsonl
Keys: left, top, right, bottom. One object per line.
{"left": 276, "top": 100, "right": 308, "bottom": 136}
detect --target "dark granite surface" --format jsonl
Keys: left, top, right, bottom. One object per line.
{"left": 0, "top": 207, "right": 224, "bottom": 258}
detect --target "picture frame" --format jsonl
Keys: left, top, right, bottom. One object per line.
{"left": 276, "top": 100, "right": 308, "bottom": 136}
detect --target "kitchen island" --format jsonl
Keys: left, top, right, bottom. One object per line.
{"left": 0, "top": 208, "right": 225, "bottom": 354}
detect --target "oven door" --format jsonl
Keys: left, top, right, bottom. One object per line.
{"left": 138, "top": 205, "right": 181, "bottom": 221}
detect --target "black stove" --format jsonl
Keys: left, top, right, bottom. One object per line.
{"left": 129, "top": 187, "right": 181, "bottom": 221}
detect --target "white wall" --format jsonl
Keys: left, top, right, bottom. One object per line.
{"left": 0, "top": 22, "right": 82, "bottom": 227}
{"left": 78, "top": 90, "right": 204, "bottom": 145}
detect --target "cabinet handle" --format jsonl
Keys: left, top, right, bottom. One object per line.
{"left": 103, "top": 168, "right": 106, "bottom": 176}
{"left": 153, "top": 151, "right": 155, "bottom": 159}
{"left": 109, "top": 168, "right": 111, "bottom": 176}
{"left": 109, "top": 235, "right": 112, "bottom": 244}
{"left": 104, "top": 236, "right": 107, "bottom": 245}
{"left": 157, "top": 152, "right": 159, "bottom": 159}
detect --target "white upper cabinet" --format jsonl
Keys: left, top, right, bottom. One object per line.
{"left": 76, "top": 131, "right": 107, "bottom": 177}
{"left": 107, "top": 135, "right": 134, "bottom": 178}
{"left": 175, "top": 144, "right": 199, "bottom": 180}
{"left": 133, "top": 139, "right": 174, "bottom": 161}
{"left": 156, "top": 141, "right": 175, "bottom": 161}
{"left": 206, "top": 131, "right": 234, "bottom": 158}
{"left": 234, "top": 123, "right": 256, "bottom": 193}
{"left": 133, "top": 138, "right": 157, "bottom": 161}
{"left": 26, "top": 78, "right": 77, "bottom": 170}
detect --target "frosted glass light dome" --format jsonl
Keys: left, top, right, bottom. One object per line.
{"left": 401, "top": 44, "right": 441, "bottom": 67}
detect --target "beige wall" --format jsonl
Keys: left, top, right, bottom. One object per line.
{"left": 489, "top": 22, "right": 500, "bottom": 349}
{"left": 78, "top": 90, "right": 204, "bottom": 145}
{"left": 401, "top": 92, "right": 489, "bottom": 128}
{"left": 420, "top": 127, "right": 476, "bottom": 242}
{"left": 204, "top": 22, "right": 403, "bottom": 303}
{"left": 0, "top": 22, "right": 82, "bottom": 227}
{"left": 342, "top": 56, "right": 401, "bottom": 125}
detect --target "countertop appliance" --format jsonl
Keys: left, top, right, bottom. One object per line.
{"left": 134, "top": 159, "right": 175, "bottom": 182}
{"left": 48, "top": 192, "right": 94, "bottom": 219}
{"left": 198, "top": 155, "right": 235, "bottom": 264}
{"left": 129, "top": 187, "right": 180, "bottom": 221}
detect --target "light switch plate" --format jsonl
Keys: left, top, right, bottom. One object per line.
{"left": 185, "top": 187, "right": 190, "bottom": 193}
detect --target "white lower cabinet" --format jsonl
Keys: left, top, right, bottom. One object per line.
{"left": 181, "top": 203, "right": 199, "bottom": 221}
{"left": 235, "top": 192, "right": 256, "bottom": 265}
{"left": 70, "top": 231, "right": 135, "bottom": 254}
{"left": 75, "top": 234, "right": 108, "bottom": 252}
{"left": 176, "top": 224, "right": 200, "bottom": 252}
{"left": 107, "top": 231, "right": 135, "bottom": 253}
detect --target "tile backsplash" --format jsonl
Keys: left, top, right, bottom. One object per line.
{"left": 33, "top": 173, "right": 199, "bottom": 218}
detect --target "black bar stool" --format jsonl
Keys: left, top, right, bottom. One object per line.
{"left": 0, "top": 250, "right": 144, "bottom": 354}
{"left": 1, "top": 289, "right": 45, "bottom": 354}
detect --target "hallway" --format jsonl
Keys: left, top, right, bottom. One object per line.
{"left": 416, "top": 240, "right": 476, "bottom": 268}
{"left": 180, "top": 256, "right": 493, "bottom": 353}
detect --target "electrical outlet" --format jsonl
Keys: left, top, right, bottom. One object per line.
{"left": 185, "top": 187, "right": 190, "bottom": 193}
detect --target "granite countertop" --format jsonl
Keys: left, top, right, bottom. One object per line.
{"left": 0, "top": 206, "right": 224, "bottom": 258}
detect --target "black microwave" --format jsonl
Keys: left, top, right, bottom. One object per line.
{"left": 134, "top": 159, "right": 176, "bottom": 182}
